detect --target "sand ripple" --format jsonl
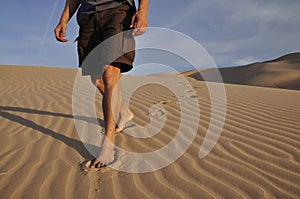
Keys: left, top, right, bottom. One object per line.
{"left": 0, "top": 65, "right": 299, "bottom": 198}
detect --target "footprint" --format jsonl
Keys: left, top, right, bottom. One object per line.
{"left": 147, "top": 104, "right": 166, "bottom": 118}
{"left": 184, "top": 90, "right": 198, "bottom": 98}
{"left": 193, "top": 86, "right": 207, "bottom": 90}
{"left": 176, "top": 82, "right": 185, "bottom": 86}
{"left": 159, "top": 100, "right": 179, "bottom": 105}
{"left": 148, "top": 109, "right": 165, "bottom": 117}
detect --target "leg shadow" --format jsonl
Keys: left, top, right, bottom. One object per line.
{"left": 0, "top": 109, "right": 103, "bottom": 160}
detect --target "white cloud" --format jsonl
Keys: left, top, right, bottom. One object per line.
{"left": 149, "top": 0, "right": 300, "bottom": 67}
{"left": 233, "top": 56, "right": 259, "bottom": 66}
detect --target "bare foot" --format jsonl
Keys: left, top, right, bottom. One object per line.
{"left": 116, "top": 109, "right": 134, "bottom": 133}
{"left": 90, "top": 138, "right": 115, "bottom": 168}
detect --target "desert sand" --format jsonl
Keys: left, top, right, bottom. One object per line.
{"left": 0, "top": 54, "right": 300, "bottom": 198}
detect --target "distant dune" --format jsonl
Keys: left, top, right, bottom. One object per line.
{"left": 182, "top": 52, "right": 300, "bottom": 90}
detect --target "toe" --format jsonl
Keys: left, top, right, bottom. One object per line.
{"left": 92, "top": 160, "right": 106, "bottom": 168}
{"left": 95, "top": 162, "right": 101, "bottom": 168}
{"left": 90, "top": 159, "right": 100, "bottom": 168}
{"left": 99, "top": 162, "right": 105, "bottom": 167}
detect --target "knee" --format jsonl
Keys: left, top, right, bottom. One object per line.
{"left": 103, "top": 66, "right": 120, "bottom": 90}
{"left": 104, "top": 78, "right": 118, "bottom": 90}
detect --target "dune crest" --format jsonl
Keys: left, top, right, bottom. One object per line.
{"left": 183, "top": 52, "right": 300, "bottom": 90}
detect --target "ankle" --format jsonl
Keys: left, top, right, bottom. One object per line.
{"left": 102, "top": 138, "right": 114, "bottom": 149}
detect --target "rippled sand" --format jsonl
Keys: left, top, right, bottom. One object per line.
{"left": 0, "top": 64, "right": 299, "bottom": 198}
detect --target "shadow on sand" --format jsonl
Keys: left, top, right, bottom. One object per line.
{"left": 0, "top": 106, "right": 104, "bottom": 160}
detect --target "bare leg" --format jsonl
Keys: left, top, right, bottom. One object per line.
{"left": 93, "top": 73, "right": 134, "bottom": 133}
{"left": 91, "top": 65, "right": 121, "bottom": 168}
{"left": 115, "top": 102, "right": 134, "bottom": 133}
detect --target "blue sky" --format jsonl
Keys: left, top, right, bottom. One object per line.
{"left": 0, "top": 0, "right": 300, "bottom": 72}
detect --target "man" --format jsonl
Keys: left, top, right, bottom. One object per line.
{"left": 54, "top": 0, "right": 148, "bottom": 168}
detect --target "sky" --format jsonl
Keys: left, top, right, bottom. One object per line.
{"left": 0, "top": 0, "right": 300, "bottom": 74}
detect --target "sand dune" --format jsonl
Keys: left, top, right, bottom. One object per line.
{"left": 0, "top": 65, "right": 300, "bottom": 198}
{"left": 183, "top": 52, "right": 300, "bottom": 90}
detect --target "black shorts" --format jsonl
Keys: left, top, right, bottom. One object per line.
{"left": 77, "top": 3, "right": 136, "bottom": 73}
